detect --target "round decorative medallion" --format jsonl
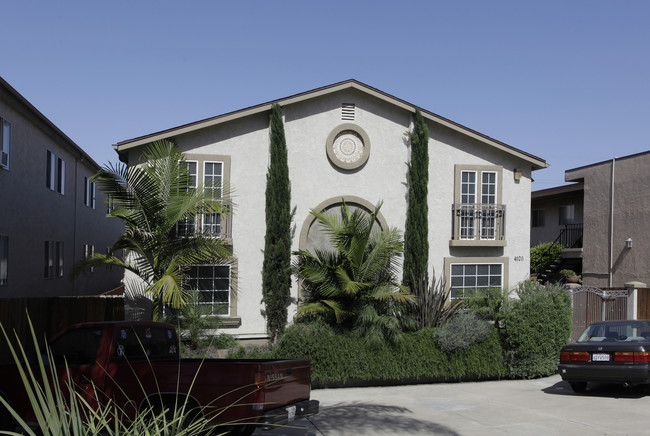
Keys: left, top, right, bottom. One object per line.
{"left": 332, "top": 131, "right": 364, "bottom": 164}
{"left": 325, "top": 124, "right": 371, "bottom": 171}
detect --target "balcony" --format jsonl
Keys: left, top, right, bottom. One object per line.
{"left": 173, "top": 213, "right": 232, "bottom": 244}
{"left": 450, "top": 203, "right": 506, "bottom": 247}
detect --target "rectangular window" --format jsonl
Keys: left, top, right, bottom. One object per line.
{"left": 460, "top": 171, "right": 477, "bottom": 239}
{"left": 186, "top": 264, "right": 231, "bottom": 315}
{"left": 84, "top": 177, "right": 96, "bottom": 208}
{"left": 46, "top": 151, "right": 65, "bottom": 194}
{"left": 203, "top": 162, "right": 223, "bottom": 237}
{"left": 532, "top": 209, "right": 545, "bottom": 227}
{"left": 0, "top": 236, "right": 8, "bottom": 285}
{"left": 559, "top": 205, "right": 575, "bottom": 225}
{"left": 480, "top": 172, "right": 498, "bottom": 239}
{"left": 450, "top": 263, "right": 503, "bottom": 300}
{"left": 84, "top": 244, "right": 95, "bottom": 273}
{"left": 0, "top": 117, "right": 10, "bottom": 170}
{"left": 44, "top": 241, "right": 64, "bottom": 278}
{"left": 185, "top": 161, "right": 198, "bottom": 189}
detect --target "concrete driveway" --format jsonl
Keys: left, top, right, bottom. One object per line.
{"left": 253, "top": 375, "right": 650, "bottom": 435}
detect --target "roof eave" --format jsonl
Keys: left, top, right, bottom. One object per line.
{"left": 113, "top": 79, "right": 548, "bottom": 170}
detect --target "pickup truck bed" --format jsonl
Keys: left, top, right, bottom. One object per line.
{"left": 0, "top": 321, "right": 318, "bottom": 435}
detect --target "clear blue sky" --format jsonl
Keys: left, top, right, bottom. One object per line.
{"left": 2, "top": 0, "right": 649, "bottom": 190}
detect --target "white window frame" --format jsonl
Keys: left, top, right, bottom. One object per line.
{"left": 202, "top": 161, "right": 223, "bottom": 237}
{"left": 84, "top": 177, "right": 96, "bottom": 208}
{"left": 449, "top": 262, "right": 503, "bottom": 300}
{"left": 46, "top": 151, "right": 65, "bottom": 194}
{"left": 459, "top": 169, "right": 499, "bottom": 241}
{"left": 186, "top": 264, "right": 231, "bottom": 316}
{"left": 1, "top": 117, "right": 11, "bottom": 170}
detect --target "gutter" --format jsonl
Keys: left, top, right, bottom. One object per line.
{"left": 609, "top": 158, "right": 616, "bottom": 287}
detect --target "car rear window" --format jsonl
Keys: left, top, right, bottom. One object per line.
{"left": 577, "top": 322, "right": 650, "bottom": 342}
{"left": 50, "top": 327, "right": 104, "bottom": 366}
{"left": 114, "top": 325, "right": 179, "bottom": 360}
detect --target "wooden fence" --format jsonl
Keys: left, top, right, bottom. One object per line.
{"left": 0, "top": 296, "right": 124, "bottom": 363}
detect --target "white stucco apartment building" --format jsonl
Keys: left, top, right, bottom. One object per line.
{"left": 114, "top": 80, "right": 548, "bottom": 339}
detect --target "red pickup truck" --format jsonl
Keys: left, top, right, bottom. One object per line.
{"left": 0, "top": 321, "right": 319, "bottom": 435}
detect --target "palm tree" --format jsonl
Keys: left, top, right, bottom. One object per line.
{"left": 73, "top": 139, "right": 233, "bottom": 318}
{"left": 293, "top": 201, "right": 416, "bottom": 345}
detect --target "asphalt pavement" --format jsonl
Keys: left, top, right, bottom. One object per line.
{"left": 253, "top": 375, "right": 650, "bottom": 435}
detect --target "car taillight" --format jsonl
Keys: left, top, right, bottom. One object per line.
{"left": 252, "top": 371, "right": 265, "bottom": 411}
{"left": 614, "top": 351, "right": 650, "bottom": 362}
{"left": 560, "top": 351, "right": 590, "bottom": 362}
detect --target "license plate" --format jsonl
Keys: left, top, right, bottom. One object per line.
{"left": 287, "top": 405, "right": 296, "bottom": 422}
{"left": 592, "top": 353, "right": 610, "bottom": 362}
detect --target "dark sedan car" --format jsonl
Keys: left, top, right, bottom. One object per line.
{"left": 559, "top": 320, "right": 650, "bottom": 392}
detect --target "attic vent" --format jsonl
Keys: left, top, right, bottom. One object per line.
{"left": 341, "top": 103, "right": 355, "bottom": 121}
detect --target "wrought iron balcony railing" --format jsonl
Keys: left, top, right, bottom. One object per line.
{"left": 451, "top": 203, "right": 506, "bottom": 242}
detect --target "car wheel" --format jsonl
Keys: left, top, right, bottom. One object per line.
{"left": 570, "top": 382, "right": 587, "bottom": 393}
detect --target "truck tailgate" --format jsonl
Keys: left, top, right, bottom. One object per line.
{"left": 257, "top": 359, "right": 312, "bottom": 410}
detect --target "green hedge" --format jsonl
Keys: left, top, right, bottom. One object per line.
{"left": 271, "top": 322, "right": 505, "bottom": 388}
{"left": 499, "top": 283, "right": 572, "bottom": 379}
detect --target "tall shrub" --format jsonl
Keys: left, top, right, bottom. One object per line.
{"left": 262, "top": 104, "right": 293, "bottom": 342}
{"left": 500, "top": 281, "right": 572, "bottom": 378}
{"left": 402, "top": 109, "right": 429, "bottom": 291}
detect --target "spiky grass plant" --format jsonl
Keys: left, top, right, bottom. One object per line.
{"left": 0, "top": 317, "right": 235, "bottom": 436}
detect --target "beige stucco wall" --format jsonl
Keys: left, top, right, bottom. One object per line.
{"left": 566, "top": 153, "right": 650, "bottom": 287}
{"left": 130, "top": 88, "right": 538, "bottom": 338}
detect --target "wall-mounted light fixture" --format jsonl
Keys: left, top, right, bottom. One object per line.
{"left": 626, "top": 238, "right": 633, "bottom": 249}
{"left": 513, "top": 169, "right": 522, "bottom": 181}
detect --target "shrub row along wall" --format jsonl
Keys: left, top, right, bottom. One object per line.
{"left": 272, "top": 323, "right": 506, "bottom": 388}
{"left": 0, "top": 296, "right": 124, "bottom": 363}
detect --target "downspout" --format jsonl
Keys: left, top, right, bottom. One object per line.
{"left": 608, "top": 158, "right": 616, "bottom": 287}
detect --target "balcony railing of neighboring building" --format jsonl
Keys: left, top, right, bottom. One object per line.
{"left": 451, "top": 203, "right": 506, "bottom": 243}
{"left": 557, "top": 223, "right": 583, "bottom": 248}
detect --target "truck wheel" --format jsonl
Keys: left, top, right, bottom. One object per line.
{"left": 570, "top": 382, "right": 587, "bottom": 393}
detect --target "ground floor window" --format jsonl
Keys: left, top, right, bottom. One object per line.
{"left": 186, "top": 264, "right": 231, "bottom": 315}
{"left": 44, "top": 241, "right": 64, "bottom": 278}
{"left": 450, "top": 263, "right": 502, "bottom": 299}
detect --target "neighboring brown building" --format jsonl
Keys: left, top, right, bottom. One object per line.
{"left": 532, "top": 151, "right": 650, "bottom": 288}
{"left": 565, "top": 151, "right": 650, "bottom": 288}
{"left": 0, "top": 76, "right": 124, "bottom": 297}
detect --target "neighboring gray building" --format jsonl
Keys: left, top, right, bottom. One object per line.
{"left": 0, "top": 76, "right": 124, "bottom": 297}
{"left": 114, "top": 80, "right": 548, "bottom": 339}
{"left": 565, "top": 152, "right": 650, "bottom": 288}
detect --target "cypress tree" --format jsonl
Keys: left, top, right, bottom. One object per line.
{"left": 262, "top": 104, "right": 292, "bottom": 342}
{"left": 402, "top": 109, "right": 430, "bottom": 290}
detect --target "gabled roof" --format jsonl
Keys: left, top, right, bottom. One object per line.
{"left": 114, "top": 79, "right": 548, "bottom": 170}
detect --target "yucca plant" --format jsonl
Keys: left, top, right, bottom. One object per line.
{"left": 409, "top": 274, "right": 462, "bottom": 329}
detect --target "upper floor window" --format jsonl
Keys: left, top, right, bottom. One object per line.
{"left": 0, "top": 236, "right": 8, "bottom": 285}
{"left": 453, "top": 166, "right": 503, "bottom": 242}
{"left": 559, "top": 205, "right": 575, "bottom": 225}
{"left": 0, "top": 117, "right": 10, "bottom": 170}
{"left": 46, "top": 150, "right": 65, "bottom": 194}
{"left": 84, "top": 177, "right": 96, "bottom": 208}
{"left": 44, "top": 241, "right": 64, "bottom": 278}
{"left": 532, "top": 209, "right": 545, "bottom": 227}
{"left": 203, "top": 161, "right": 223, "bottom": 237}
